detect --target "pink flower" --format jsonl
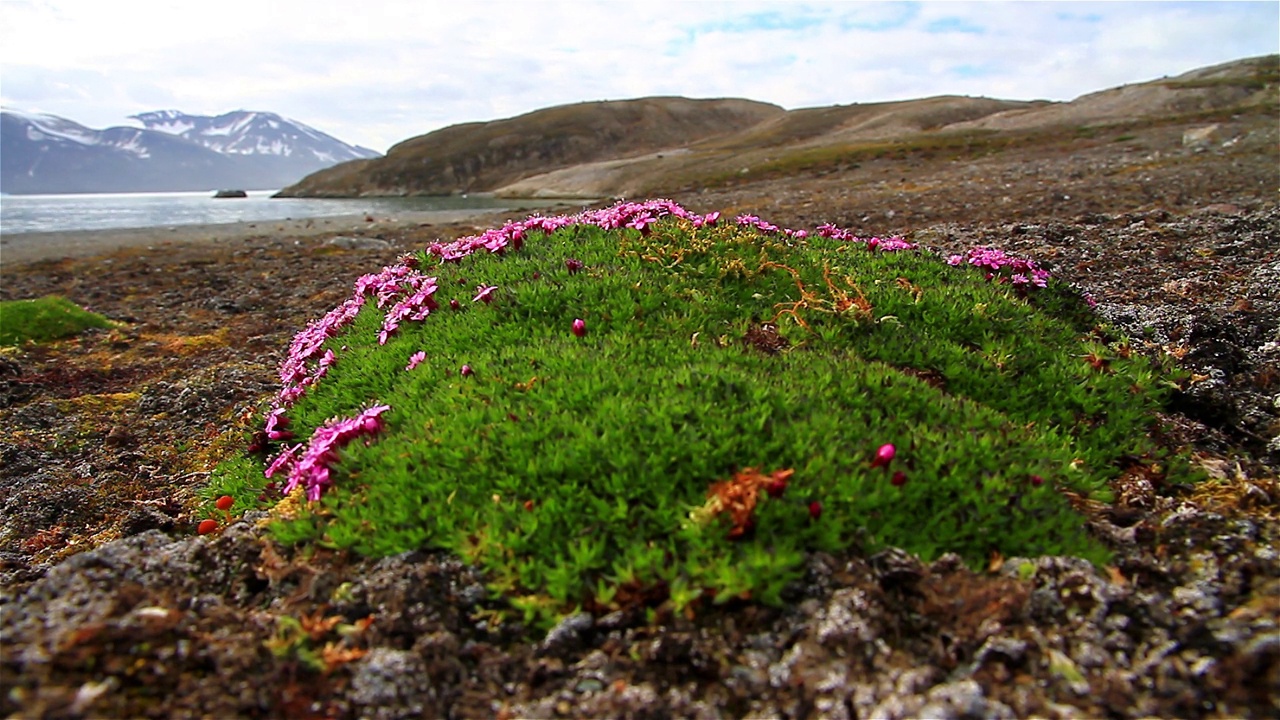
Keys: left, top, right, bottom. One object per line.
{"left": 473, "top": 285, "right": 498, "bottom": 304}
{"left": 265, "top": 443, "right": 301, "bottom": 478}
{"left": 626, "top": 214, "right": 656, "bottom": 233}
{"left": 406, "top": 351, "right": 426, "bottom": 371}
{"left": 460, "top": 364, "right": 474, "bottom": 377}
{"left": 264, "top": 408, "right": 293, "bottom": 440}
{"left": 449, "top": 299, "right": 461, "bottom": 311}
{"left": 565, "top": 258, "right": 584, "bottom": 274}
{"left": 572, "top": 318, "right": 586, "bottom": 337}
{"left": 871, "top": 443, "right": 896, "bottom": 469}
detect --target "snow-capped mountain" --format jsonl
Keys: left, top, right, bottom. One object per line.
{"left": 130, "top": 110, "right": 378, "bottom": 164}
{"left": 1, "top": 108, "right": 380, "bottom": 195}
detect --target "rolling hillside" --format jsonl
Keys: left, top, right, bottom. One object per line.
{"left": 275, "top": 97, "right": 783, "bottom": 197}
{"left": 278, "top": 55, "right": 1278, "bottom": 200}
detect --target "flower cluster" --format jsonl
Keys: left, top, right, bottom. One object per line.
{"left": 277, "top": 264, "right": 439, "bottom": 406}
{"left": 427, "top": 199, "right": 719, "bottom": 265}
{"left": 277, "top": 299, "right": 363, "bottom": 406}
{"left": 372, "top": 266, "right": 439, "bottom": 345}
{"left": 266, "top": 405, "right": 391, "bottom": 502}
{"left": 947, "top": 247, "right": 1051, "bottom": 289}
{"left": 816, "top": 224, "right": 917, "bottom": 252}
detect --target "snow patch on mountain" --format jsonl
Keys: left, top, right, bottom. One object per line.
{"left": 9, "top": 109, "right": 101, "bottom": 147}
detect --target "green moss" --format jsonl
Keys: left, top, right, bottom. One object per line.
{"left": 0, "top": 295, "right": 116, "bottom": 346}
{"left": 217, "top": 215, "right": 1187, "bottom": 626}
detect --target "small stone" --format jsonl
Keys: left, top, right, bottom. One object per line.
{"left": 348, "top": 648, "right": 432, "bottom": 720}
{"left": 538, "top": 612, "right": 594, "bottom": 657}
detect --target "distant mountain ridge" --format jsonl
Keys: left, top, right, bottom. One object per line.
{"left": 278, "top": 54, "right": 1278, "bottom": 200}
{"left": 129, "top": 110, "right": 379, "bottom": 163}
{"left": 0, "top": 109, "right": 380, "bottom": 195}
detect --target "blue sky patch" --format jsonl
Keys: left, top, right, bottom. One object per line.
{"left": 925, "top": 16, "right": 986, "bottom": 34}
{"left": 950, "top": 64, "right": 996, "bottom": 79}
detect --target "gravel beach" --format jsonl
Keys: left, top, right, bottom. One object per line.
{"left": 0, "top": 207, "right": 580, "bottom": 266}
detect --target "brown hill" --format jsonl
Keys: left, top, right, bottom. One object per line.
{"left": 278, "top": 55, "right": 1277, "bottom": 199}
{"left": 274, "top": 97, "right": 783, "bottom": 197}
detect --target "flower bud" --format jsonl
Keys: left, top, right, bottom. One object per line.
{"left": 572, "top": 318, "right": 587, "bottom": 337}
{"left": 871, "top": 443, "right": 896, "bottom": 469}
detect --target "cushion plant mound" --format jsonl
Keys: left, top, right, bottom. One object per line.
{"left": 0, "top": 295, "right": 116, "bottom": 346}
{"left": 211, "top": 199, "right": 1183, "bottom": 626}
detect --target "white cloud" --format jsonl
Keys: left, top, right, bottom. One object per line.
{"left": 2, "top": 1, "right": 1276, "bottom": 152}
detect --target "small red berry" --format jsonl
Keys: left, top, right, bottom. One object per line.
{"left": 808, "top": 501, "right": 823, "bottom": 520}
{"left": 1030, "top": 474, "right": 1045, "bottom": 487}
{"left": 523, "top": 500, "right": 535, "bottom": 511}
{"left": 215, "top": 495, "right": 234, "bottom": 511}
{"left": 891, "top": 471, "right": 907, "bottom": 487}
{"left": 197, "top": 519, "right": 218, "bottom": 535}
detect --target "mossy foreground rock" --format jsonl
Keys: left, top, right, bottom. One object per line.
{"left": 0, "top": 295, "right": 115, "bottom": 346}
{"left": 214, "top": 200, "right": 1180, "bottom": 624}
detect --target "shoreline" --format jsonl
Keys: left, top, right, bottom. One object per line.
{"left": 0, "top": 205, "right": 579, "bottom": 267}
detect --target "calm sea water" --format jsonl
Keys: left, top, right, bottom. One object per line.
{"left": 0, "top": 191, "right": 563, "bottom": 234}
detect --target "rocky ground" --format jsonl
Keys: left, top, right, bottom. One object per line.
{"left": 1, "top": 113, "right": 1277, "bottom": 718}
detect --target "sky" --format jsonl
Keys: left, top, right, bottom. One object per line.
{"left": 1, "top": 1, "right": 1276, "bottom": 153}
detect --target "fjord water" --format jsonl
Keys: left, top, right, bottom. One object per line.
{"left": 0, "top": 191, "right": 558, "bottom": 234}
